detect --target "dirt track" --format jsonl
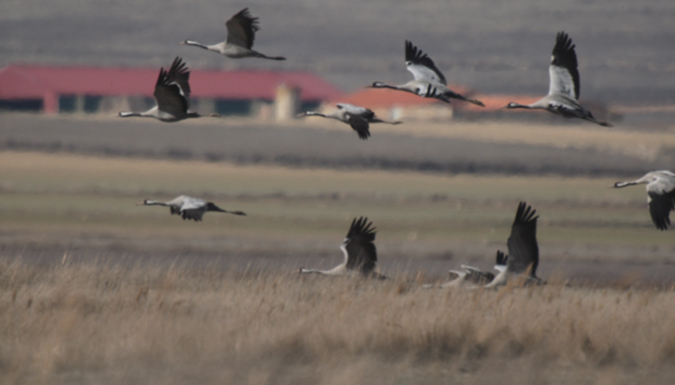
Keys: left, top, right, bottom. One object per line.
{"left": 1, "top": 114, "right": 671, "bottom": 176}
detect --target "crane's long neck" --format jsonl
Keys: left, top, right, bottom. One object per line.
{"left": 613, "top": 181, "right": 639, "bottom": 188}
{"left": 143, "top": 200, "right": 168, "bottom": 206}
{"left": 371, "top": 83, "right": 404, "bottom": 92}
{"left": 299, "top": 263, "right": 346, "bottom": 276}
{"left": 305, "top": 111, "right": 342, "bottom": 122}
{"left": 119, "top": 112, "right": 142, "bottom": 118}
{"left": 119, "top": 106, "right": 159, "bottom": 119}
{"left": 299, "top": 268, "right": 332, "bottom": 275}
{"left": 369, "top": 117, "right": 403, "bottom": 125}
{"left": 304, "top": 111, "right": 327, "bottom": 118}
{"left": 506, "top": 102, "right": 535, "bottom": 110}
{"left": 183, "top": 40, "right": 222, "bottom": 53}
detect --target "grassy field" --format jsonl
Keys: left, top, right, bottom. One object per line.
{"left": 1, "top": 150, "right": 673, "bottom": 279}
{"left": 2, "top": 148, "right": 675, "bottom": 383}
{"left": 2, "top": 259, "right": 675, "bottom": 384}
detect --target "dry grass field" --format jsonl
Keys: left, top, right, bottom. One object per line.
{"left": 2, "top": 259, "right": 675, "bottom": 385}
{"left": 2, "top": 115, "right": 675, "bottom": 383}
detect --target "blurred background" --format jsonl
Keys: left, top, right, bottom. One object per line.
{"left": 1, "top": 0, "right": 674, "bottom": 284}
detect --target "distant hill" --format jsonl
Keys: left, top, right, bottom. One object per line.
{"left": 1, "top": 1, "right": 674, "bottom": 104}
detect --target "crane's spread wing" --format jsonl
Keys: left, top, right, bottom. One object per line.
{"left": 343, "top": 217, "right": 377, "bottom": 274}
{"left": 506, "top": 202, "right": 540, "bottom": 276}
{"left": 405, "top": 40, "right": 447, "bottom": 85}
{"left": 179, "top": 197, "right": 206, "bottom": 221}
{"left": 337, "top": 103, "right": 375, "bottom": 120}
{"left": 345, "top": 114, "right": 371, "bottom": 140}
{"left": 181, "top": 209, "right": 205, "bottom": 221}
{"left": 180, "top": 196, "right": 206, "bottom": 211}
{"left": 461, "top": 265, "right": 495, "bottom": 284}
{"left": 495, "top": 250, "right": 508, "bottom": 266}
{"left": 549, "top": 31, "right": 580, "bottom": 100}
{"left": 225, "top": 8, "right": 259, "bottom": 49}
{"left": 154, "top": 57, "right": 190, "bottom": 115}
{"left": 648, "top": 190, "right": 675, "bottom": 230}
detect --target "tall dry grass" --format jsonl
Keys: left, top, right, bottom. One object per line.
{"left": 2, "top": 257, "right": 675, "bottom": 385}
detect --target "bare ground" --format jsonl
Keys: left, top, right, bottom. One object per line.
{"left": 1, "top": 114, "right": 674, "bottom": 176}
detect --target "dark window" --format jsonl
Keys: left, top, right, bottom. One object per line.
{"left": 215, "top": 99, "right": 251, "bottom": 116}
{"left": 0, "top": 99, "right": 43, "bottom": 112}
{"left": 84, "top": 95, "right": 102, "bottom": 113}
{"left": 300, "top": 101, "right": 321, "bottom": 112}
{"left": 59, "top": 95, "right": 77, "bottom": 113}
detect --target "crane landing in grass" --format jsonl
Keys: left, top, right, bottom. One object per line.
{"left": 486, "top": 202, "right": 545, "bottom": 288}
{"left": 138, "top": 195, "right": 246, "bottom": 222}
{"left": 434, "top": 251, "right": 508, "bottom": 288}
{"left": 299, "top": 217, "right": 387, "bottom": 279}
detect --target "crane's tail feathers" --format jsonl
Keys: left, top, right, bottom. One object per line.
{"left": 261, "top": 54, "right": 286, "bottom": 61}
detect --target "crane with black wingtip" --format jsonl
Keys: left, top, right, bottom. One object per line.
{"left": 138, "top": 195, "right": 246, "bottom": 222}
{"left": 298, "top": 103, "right": 402, "bottom": 140}
{"left": 299, "top": 217, "right": 387, "bottom": 279}
{"left": 613, "top": 170, "right": 675, "bottom": 230}
{"left": 181, "top": 8, "right": 285, "bottom": 61}
{"left": 505, "top": 32, "right": 612, "bottom": 127}
{"left": 368, "top": 40, "right": 484, "bottom": 106}
{"left": 118, "top": 57, "right": 218, "bottom": 122}
{"left": 486, "top": 202, "right": 545, "bottom": 288}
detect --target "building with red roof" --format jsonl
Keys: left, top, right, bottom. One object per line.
{"left": 0, "top": 64, "right": 343, "bottom": 117}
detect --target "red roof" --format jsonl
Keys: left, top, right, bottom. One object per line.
{"left": 328, "top": 86, "right": 472, "bottom": 109}
{"left": 0, "top": 64, "right": 343, "bottom": 102}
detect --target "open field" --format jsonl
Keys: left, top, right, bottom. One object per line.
{"left": 2, "top": 259, "right": 675, "bottom": 384}
{"left": 1, "top": 150, "right": 674, "bottom": 285}
{"left": 1, "top": 115, "right": 674, "bottom": 383}
{"left": 2, "top": 114, "right": 674, "bottom": 176}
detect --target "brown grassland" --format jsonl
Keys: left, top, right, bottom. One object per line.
{"left": 1, "top": 117, "right": 675, "bottom": 384}
{"left": 1, "top": 149, "right": 675, "bottom": 384}
{"left": 2, "top": 259, "right": 675, "bottom": 385}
